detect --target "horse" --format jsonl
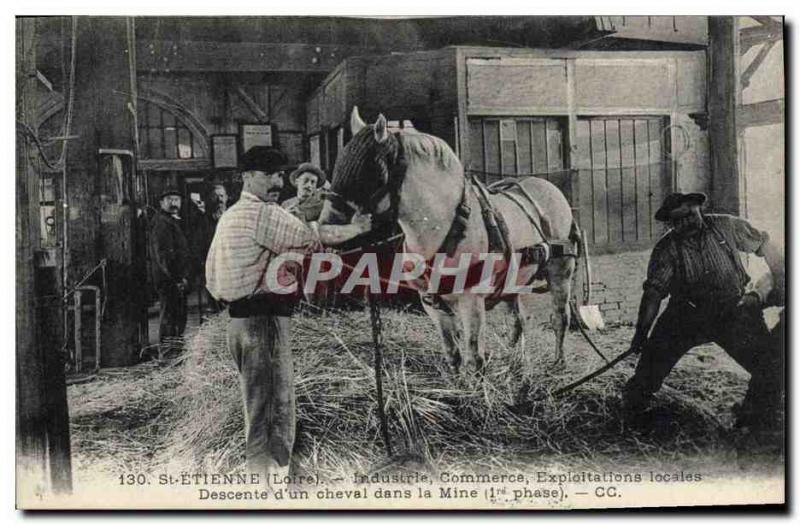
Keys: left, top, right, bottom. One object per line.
{"left": 319, "top": 107, "right": 579, "bottom": 375}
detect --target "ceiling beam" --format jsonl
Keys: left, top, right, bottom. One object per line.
{"left": 136, "top": 40, "right": 366, "bottom": 73}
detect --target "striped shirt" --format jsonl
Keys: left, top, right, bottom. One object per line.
{"left": 644, "top": 214, "right": 768, "bottom": 301}
{"left": 205, "top": 191, "right": 320, "bottom": 302}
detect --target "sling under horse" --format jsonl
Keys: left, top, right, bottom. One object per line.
{"left": 319, "top": 107, "right": 582, "bottom": 375}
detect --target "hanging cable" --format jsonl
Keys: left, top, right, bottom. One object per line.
{"left": 16, "top": 16, "right": 78, "bottom": 172}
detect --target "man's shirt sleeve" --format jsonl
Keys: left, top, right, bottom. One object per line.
{"left": 725, "top": 215, "right": 770, "bottom": 256}
{"left": 254, "top": 203, "right": 321, "bottom": 254}
{"left": 642, "top": 238, "right": 674, "bottom": 297}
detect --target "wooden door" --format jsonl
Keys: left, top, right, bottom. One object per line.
{"left": 574, "top": 116, "right": 672, "bottom": 253}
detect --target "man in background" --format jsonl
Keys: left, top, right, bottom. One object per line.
{"left": 149, "top": 187, "right": 191, "bottom": 351}
{"left": 281, "top": 163, "right": 327, "bottom": 222}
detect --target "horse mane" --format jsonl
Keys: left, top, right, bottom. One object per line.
{"left": 397, "top": 130, "right": 461, "bottom": 173}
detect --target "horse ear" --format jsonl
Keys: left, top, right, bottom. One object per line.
{"left": 350, "top": 106, "right": 366, "bottom": 135}
{"left": 374, "top": 114, "right": 388, "bottom": 143}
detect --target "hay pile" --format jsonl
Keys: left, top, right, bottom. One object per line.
{"left": 120, "top": 304, "right": 759, "bottom": 479}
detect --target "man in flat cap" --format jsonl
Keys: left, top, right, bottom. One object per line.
{"left": 281, "top": 163, "right": 327, "bottom": 222}
{"left": 149, "top": 186, "right": 191, "bottom": 351}
{"left": 205, "top": 146, "right": 372, "bottom": 484}
{"left": 623, "top": 192, "right": 784, "bottom": 431}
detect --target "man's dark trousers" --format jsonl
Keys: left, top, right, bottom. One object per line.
{"left": 624, "top": 297, "right": 781, "bottom": 426}
{"left": 157, "top": 283, "right": 188, "bottom": 343}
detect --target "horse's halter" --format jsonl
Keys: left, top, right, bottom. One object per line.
{"left": 326, "top": 130, "right": 406, "bottom": 222}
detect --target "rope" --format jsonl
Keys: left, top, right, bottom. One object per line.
{"left": 367, "top": 293, "right": 393, "bottom": 457}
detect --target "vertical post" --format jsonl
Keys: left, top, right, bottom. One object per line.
{"left": 16, "top": 16, "right": 48, "bottom": 494}
{"left": 708, "top": 16, "right": 741, "bottom": 214}
{"left": 566, "top": 58, "right": 581, "bottom": 227}
{"left": 74, "top": 292, "right": 82, "bottom": 373}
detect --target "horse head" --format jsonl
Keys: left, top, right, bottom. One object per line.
{"left": 319, "top": 107, "right": 400, "bottom": 225}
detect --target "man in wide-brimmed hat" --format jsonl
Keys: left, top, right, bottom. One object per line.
{"left": 205, "top": 146, "right": 372, "bottom": 485}
{"left": 281, "top": 163, "right": 327, "bottom": 222}
{"left": 623, "top": 192, "right": 784, "bottom": 432}
{"left": 148, "top": 186, "right": 191, "bottom": 350}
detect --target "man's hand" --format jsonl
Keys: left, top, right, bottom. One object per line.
{"left": 177, "top": 278, "right": 189, "bottom": 293}
{"left": 351, "top": 211, "right": 373, "bottom": 233}
{"left": 737, "top": 291, "right": 761, "bottom": 309}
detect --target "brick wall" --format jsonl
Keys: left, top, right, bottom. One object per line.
{"left": 588, "top": 250, "right": 650, "bottom": 325}
{"left": 494, "top": 249, "right": 650, "bottom": 327}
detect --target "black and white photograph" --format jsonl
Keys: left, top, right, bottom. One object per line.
{"left": 13, "top": 14, "right": 785, "bottom": 509}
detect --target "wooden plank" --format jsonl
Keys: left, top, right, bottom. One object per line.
{"left": 545, "top": 118, "right": 566, "bottom": 194}
{"left": 516, "top": 120, "right": 532, "bottom": 174}
{"left": 484, "top": 120, "right": 500, "bottom": 181}
{"left": 574, "top": 119, "right": 594, "bottom": 241}
{"left": 575, "top": 61, "right": 672, "bottom": 110}
{"left": 468, "top": 119, "right": 484, "bottom": 174}
{"left": 138, "top": 158, "right": 211, "bottom": 171}
{"left": 738, "top": 98, "right": 784, "bottom": 128}
{"left": 648, "top": 118, "right": 669, "bottom": 239}
{"left": 619, "top": 119, "right": 638, "bottom": 243}
{"left": 137, "top": 40, "right": 366, "bottom": 73}
{"left": 590, "top": 119, "right": 608, "bottom": 247}
{"left": 466, "top": 59, "right": 568, "bottom": 111}
{"left": 546, "top": 119, "right": 564, "bottom": 172}
{"left": 605, "top": 119, "right": 623, "bottom": 245}
{"left": 634, "top": 119, "right": 652, "bottom": 242}
{"left": 531, "top": 120, "right": 548, "bottom": 176}
{"left": 500, "top": 119, "right": 517, "bottom": 176}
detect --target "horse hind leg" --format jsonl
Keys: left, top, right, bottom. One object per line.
{"left": 546, "top": 256, "right": 575, "bottom": 369}
{"left": 420, "top": 293, "right": 462, "bottom": 375}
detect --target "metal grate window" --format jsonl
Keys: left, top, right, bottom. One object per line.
{"left": 137, "top": 101, "right": 203, "bottom": 160}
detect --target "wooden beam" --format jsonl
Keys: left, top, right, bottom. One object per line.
{"left": 738, "top": 99, "right": 784, "bottom": 128}
{"left": 139, "top": 158, "right": 211, "bottom": 171}
{"left": 137, "top": 40, "right": 366, "bottom": 73}
{"left": 708, "top": 17, "right": 740, "bottom": 214}
{"left": 235, "top": 86, "right": 269, "bottom": 122}
{"left": 740, "top": 24, "right": 782, "bottom": 54}
{"left": 16, "top": 16, "right": 49, "bottom": 494}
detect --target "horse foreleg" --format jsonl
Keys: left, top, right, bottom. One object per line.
{"left": 456, "top": 295, "right": 487, "bottom": 377}
{"left": 420, "top": 293, "right": 462, "bottom": 375}
{"left": 546, "top": 257, "right": 575, "bottom": 369}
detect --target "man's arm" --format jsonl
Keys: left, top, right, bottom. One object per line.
{"left": 727, "top": 215, "right": 785, "bottom": 304}
{"left": 629, "top": 239, "right": 673, "bottom": 352}
{"left": 630, "top": 288, "right": 665, "bottom": 351}
{"left": 256, "top": 205, "right": 372, "bottom": 252}
{"left": 761, "top": 239, "right": 785, "bottom": 295}
{"left": 317, "top": 211, "right": 371, "bottom": 246}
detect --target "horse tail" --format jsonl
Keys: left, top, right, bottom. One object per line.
{"left": 569, "top": 219, "right": 583, "bottom": 258}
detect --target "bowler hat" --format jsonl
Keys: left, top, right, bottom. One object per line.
{"left": 239, "top": 146, "right": 288, "bottom": 174}
{"left": 289, "top": 163, "right": 327, "bottom": 187}
{"left": 654, "top": 192, "right": 707, "bottom": 221}
{"left": 159, "top": 186, "right": 182, "bottom": 201}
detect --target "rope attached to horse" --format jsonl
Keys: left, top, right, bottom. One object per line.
{"left": 367, "top": 292, "right": 393, "bottom": 457}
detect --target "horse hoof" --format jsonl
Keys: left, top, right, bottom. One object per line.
{"left": 549, "top": 359, "right": 566, "bottom": 371}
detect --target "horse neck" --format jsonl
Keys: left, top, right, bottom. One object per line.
{"left": 396, "top": 159, "right": 464, "bottom": 259}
